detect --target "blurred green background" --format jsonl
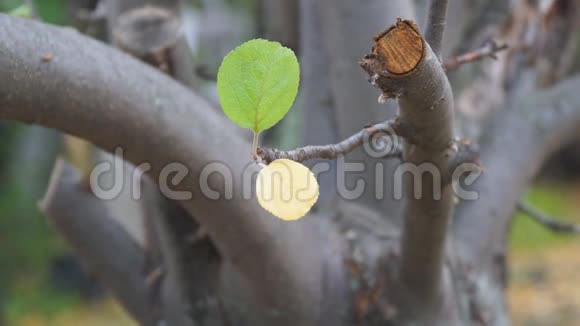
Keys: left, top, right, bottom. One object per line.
{"left": 0, "top": 1, "right": 579, "bottom": 325}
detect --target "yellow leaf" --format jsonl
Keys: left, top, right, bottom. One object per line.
{"left": 256, "top": 159, "right": 319, "bottom": 221}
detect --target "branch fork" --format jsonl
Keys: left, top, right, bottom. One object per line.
{"left": 257, "top": 118, "right": 405, "bottom": 164}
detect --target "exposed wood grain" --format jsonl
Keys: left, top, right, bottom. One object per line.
{"left": 373, "top": 19, "right": 424, "bottom": 75}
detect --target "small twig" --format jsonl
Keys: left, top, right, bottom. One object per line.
{"left": 517, "top": 201, "right": 580, "bottom": 234}
{"left": 258, "top": 119, "right": 404, "bottom": 164}
{"left": 444, "top": 40, "right": 509, "bottom": 71}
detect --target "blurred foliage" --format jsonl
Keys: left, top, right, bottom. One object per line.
{"left": 0, "top": 125, "right": 61, "bottom": 281}
{"left": 0, "top": 0, "right": 77, "bottom": 321}
{"left": 8, "top": 4, "right": 32, "bottom": 17}
{"left": 0, "top": 0, "right": 66, "bottom": 24}
{"left": 5, "top": 285, "right": 80, "bottom": 323}
{"left": 510, "top": 183, "right": 580, "bottom": 251}
{"left": 0, "top": 124, "right": 66, "bottom": 322}
{"left": 0, "top": 0, "right": 19, "bottom": 12}
{"left": 11, "top": 299, "right": 134, "bottom": 326}
{"left": 34, "top": 0, "right": 66, "bottom": 24}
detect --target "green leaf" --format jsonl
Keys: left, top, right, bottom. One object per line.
{"left": 217, "top": 39, "right": 300, "bottom": 133}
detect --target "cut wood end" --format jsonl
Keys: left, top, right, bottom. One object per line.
{"left": 372, "top": 19, "right": 424, "bottom": 75}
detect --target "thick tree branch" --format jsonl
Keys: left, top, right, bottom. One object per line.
{"left": 260, "top": 0, "right": 299, "bottom": 50}
{"left": 111, "top": 4, "right": 215, "bottom": 325}
{"left": 443, "top": 40, "right": 508, "bottom": 71}
{"left": 424, "top": 0, "right": 449, "bottom": 58}
{"left": 40, "top": 159, "right": 154, "bottom": 325}
{"left": 258, "top": 119, "right": 404, "bottom": 164}
{"left": 0, "top": 15, "right": 323, "bottom": 324}
{"left": 517, "top": 201, "right": 580, "bottom": 234}
{"left": 109, "top": 3, "right": 218, "bottom": 323}
{"left": 453, "top": 75, "right": 580, "bottom": 268}
{"left": 142, "top": 181, "right": 223, "bottom": 325}
{"left": 361, "top": 19, "right": 455, "bottom": 321}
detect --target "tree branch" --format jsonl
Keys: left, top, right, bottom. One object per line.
{"left": 361, "top": 19, "right": 455, "bottom": 321}
{"left": 0, "top": 14, "right": 324, "bottom": 324}
{"left": 142, "top": 180, "right": 223, "bottom": 325}
{"left": 108, "top": 2, "right": 218, "bottom": 323}
{"left": 260, "top": 0, "right": 299, "bottom": 50}
{"left": 258, "top": 119, "right": 404, "bottom": 164}
{"left": 424, "top": 0, "right": 449, "bottom": 58}
{"left": 443, "top": 40, "right": 508, "bottom": 71}
{"left": 453, "top": 75, "right": 580, "bottom": 268}
{"left": 113, "top": 5, "right": 198, "bottom": 88}
{"left": 517, "top": 201, "right": 580, "bottom": 234}
{"left": 40, "top": 159, "right": 155, "bottom": 325}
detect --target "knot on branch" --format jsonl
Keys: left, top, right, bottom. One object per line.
{"left": 114, "top": 6, "right": 181, "bottom": 71}
{"left": 447, "top": 139, "right": 482, "bottom": 181}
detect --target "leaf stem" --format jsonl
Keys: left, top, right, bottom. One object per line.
{"left": 252, "top": 131, "right": 260, "bottom": 162}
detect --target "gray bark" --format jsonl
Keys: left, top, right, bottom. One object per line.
{"left": 2, "top": 2, "right": 580, "bottom": 325}
{"left": 260, "top": 0, "right": 298, "bottom": 50}
{"left": 361, "top": 21, "right": 456, "bottom": 322}
{"left": 0, "top": 15, "right": 325, "bottom": 326}
{"left": 108, "top": 1, "right": 215, "bottom": 324}
{"left": 453, "top": 75, "right": 580, "bottom": 268}
{"left": 424, "top": 0, "right": 449, "bottom": 58}
{"left": 40, "top": 159, "right": 154, "bottom": 325}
